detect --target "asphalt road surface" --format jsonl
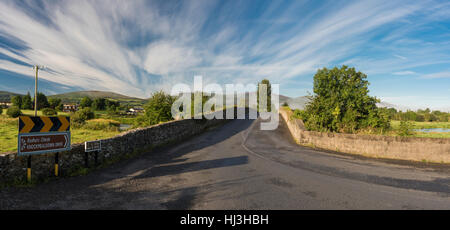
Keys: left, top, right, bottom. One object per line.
{"left": 1, "top": 116, "right": 450, "bottom": 209}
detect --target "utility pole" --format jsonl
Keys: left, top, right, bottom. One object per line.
{"left": 33, "top": 65, "right": 44, "bottom": 116}
{"left": 28, "top": 65, "right": 44, "bottom": 183}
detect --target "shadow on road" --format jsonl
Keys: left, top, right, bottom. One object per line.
{"left": 135, "top": 156, "right": 249, "bottom": 179}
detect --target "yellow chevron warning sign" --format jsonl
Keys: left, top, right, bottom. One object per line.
{"left": 19, "top": 116, "right": 70, "bottom": 133}
{"left": 18, "top": 116, "right": 71, "bottom": 156}
{"left": 40, "top": 116, "right": 53, "bottom": 132}
{"left": 20, "top": 116, "right": 35, "bottom": 134}
{"left": 58, "top": 116, "right": 70, "bottom": 132}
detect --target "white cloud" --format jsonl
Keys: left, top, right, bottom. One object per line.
{"left": 144, "top": 41, "right": 202, "bottom": 75}
{"left": 422, "top": 71, "right": 450, "bottom": 79}
{"left": 393, "top": 71, "right": 417, "bottom": 75}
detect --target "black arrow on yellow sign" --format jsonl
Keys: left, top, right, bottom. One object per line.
{"left": 19, "top": 116, "right": 70, "bottom": 133}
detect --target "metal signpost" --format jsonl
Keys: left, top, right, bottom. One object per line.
{"left": 18, "top": 116, "right": 71, "bottom": 180}
{"left": 20, "top": 64, "right": 71, "bottom": 182}
{"left": 84, "top": 140, "right": 101, "bottom": 167}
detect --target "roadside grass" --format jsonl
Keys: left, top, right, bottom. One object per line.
{"left": 0, "top": 116, "right": 18, "bottom": 152}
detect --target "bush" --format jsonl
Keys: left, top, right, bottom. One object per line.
{"left": 398, "top": 120, "right": 414, "bottom": 136}
{"left": 71, "top": 107, "right": 95, "bottom": 125}
{"left": 0, "top": 106, "right": 2, "bottom": 115}
{"left": 42, "top": 108, "right": 58, "bottom": 116}
{"left": 7, "top": 106, "right": 22, "bottom": 118}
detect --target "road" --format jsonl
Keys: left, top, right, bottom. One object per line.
{"left": 1, "top": 115, "right": 450, "bottom": 209}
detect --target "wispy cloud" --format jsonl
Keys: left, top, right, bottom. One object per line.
{"left": 0, "top": 0, "right": 449, "bottom": 108}
{"left": 393, "top": 71, "right": 417, "bottom": 75}
{"left": 422, "top": 71, "right": 450, "bottom": 79}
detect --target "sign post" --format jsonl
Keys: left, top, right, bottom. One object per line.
{"left": 85, "top": 140, "right": 101, "bottom": 168}
{"left": 18, "top": 115, "right": 71, "bottom": 180}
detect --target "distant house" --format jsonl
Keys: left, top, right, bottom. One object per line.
{"left": 127, "top": 107, "right": 144, "bottom": 115}
{"left": 0, "top": 102, "right": 12, "bottom": 108}
{"left": 62, "top": 104, "right": 79, "bottom": 112}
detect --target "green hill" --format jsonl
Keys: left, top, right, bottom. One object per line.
{"left": 0, "top": 91, "right": 24, "bottom": 102}
{"left": 48, "top": 91, "right": 146, "bottom": 106}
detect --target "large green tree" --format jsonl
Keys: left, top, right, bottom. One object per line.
{"left": 11, "top": 95, "right": 22, "bottom": 108}
{"left": 33, "top": 92, "right": 50, "bottom": 110}
{"left": 22, "top": 92, "right": 33, "bottom": 110}
{"left": 92, "top": 98, "right": 106, "bottom": 111}
{"left": 141, "top": 91, "right": 175, "bottom": 126}
{"left": 48, "top": 98, "right": 62, "bottom": 110}
{"left": 300, "top": 66, "right": 389, "bottom": 133}
{"left": 80, "top": 96, "right": 93, "bottom": 108}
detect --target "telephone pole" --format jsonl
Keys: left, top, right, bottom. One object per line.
{"left": 28, "top": 65, "right": 44, "bottom": 183}
{"left": 33, "top": 65, "right": 44, "bottom": 116}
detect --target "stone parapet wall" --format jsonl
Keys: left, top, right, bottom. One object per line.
{"left": 280, "top": 108, "right": 450, "bottom": 163}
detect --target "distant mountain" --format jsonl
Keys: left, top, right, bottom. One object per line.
{"left": 376, "top": 101, "right": 410, "bottom": 112}
{"left": 48, "top": 90, "right": 146, "bottom": 105}
{"left": 283, "top": 96, "right": 311, "bottom": 110}
{"left": 228, "top": 92, "right": 309, "bottom": 110}
{"left": 0, "top": 91, "right": 24, "bottom": 102}
{"left": 437, "top": 107, "right": 450, "bottom": 113}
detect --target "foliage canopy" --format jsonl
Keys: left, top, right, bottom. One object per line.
{"left": 299, "top": 66, "right": 389, "bottom": 133}
{"left": 140, "top": 91, "right": 176, "bottom": 126}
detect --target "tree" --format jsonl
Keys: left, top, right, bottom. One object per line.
{"left": 105, "top": 99, "right": 120, "bottom": 112}
{"left": 80, "top": 96, "right": 93, "bottom": 108}
{"left": 7, "top": 106, "right": 22, "bottom": 118}
{"left": 48, "top": 98, "right": 62, "bottom": 110}
{"left": 92, "top": 98, "right": 106, "bottom": 110}
{"left": 301, "top": 66, "right": 389, "bottom": 133}
{"left": 71, "top": 107, "right": 95, "bottom": 124}
{"left": 56, "top": 103, "right": 64, "bottom": 111}
{"left": 398, "top": 121, "right": 413, "bottom": 136}
{"left": 257, "top": 79, "right": 272, "bottom": 112}
{"left": 141, "top": 91, "right": 175, "bottom": 126}
{"left": 33, "top": 92, "right": 49, "bottom": 110}
{"left": 22, "top": 92, "right": 33, "bottom": 110}
{"left": 11, "top": 95, "right": 22, "bottom": 108}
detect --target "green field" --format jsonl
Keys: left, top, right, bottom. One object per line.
{"left": 390, "top": 120, "right": 450, "bottom": 138}
{"left": 390, "top": 120, "right": 450, "bottom": 129}
{"left": 20, "top": 110, "right": 70, "bottom": 117}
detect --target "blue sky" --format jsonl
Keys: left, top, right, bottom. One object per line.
{"left": 0, "top": 0, "right": 449, "bottom": 110}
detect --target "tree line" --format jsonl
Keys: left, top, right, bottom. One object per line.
{"left": 79, "top": 96, "right": 120, "bottom": 112}
{"left": 379, "top": 107, "right": 449, "bottom": 122}
{"left": 7, "top": 92, "right": 61, "bottom": 117}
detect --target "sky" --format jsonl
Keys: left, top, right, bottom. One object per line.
{"left": 0, "top": 0, "right": 449, "bottom": 111}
